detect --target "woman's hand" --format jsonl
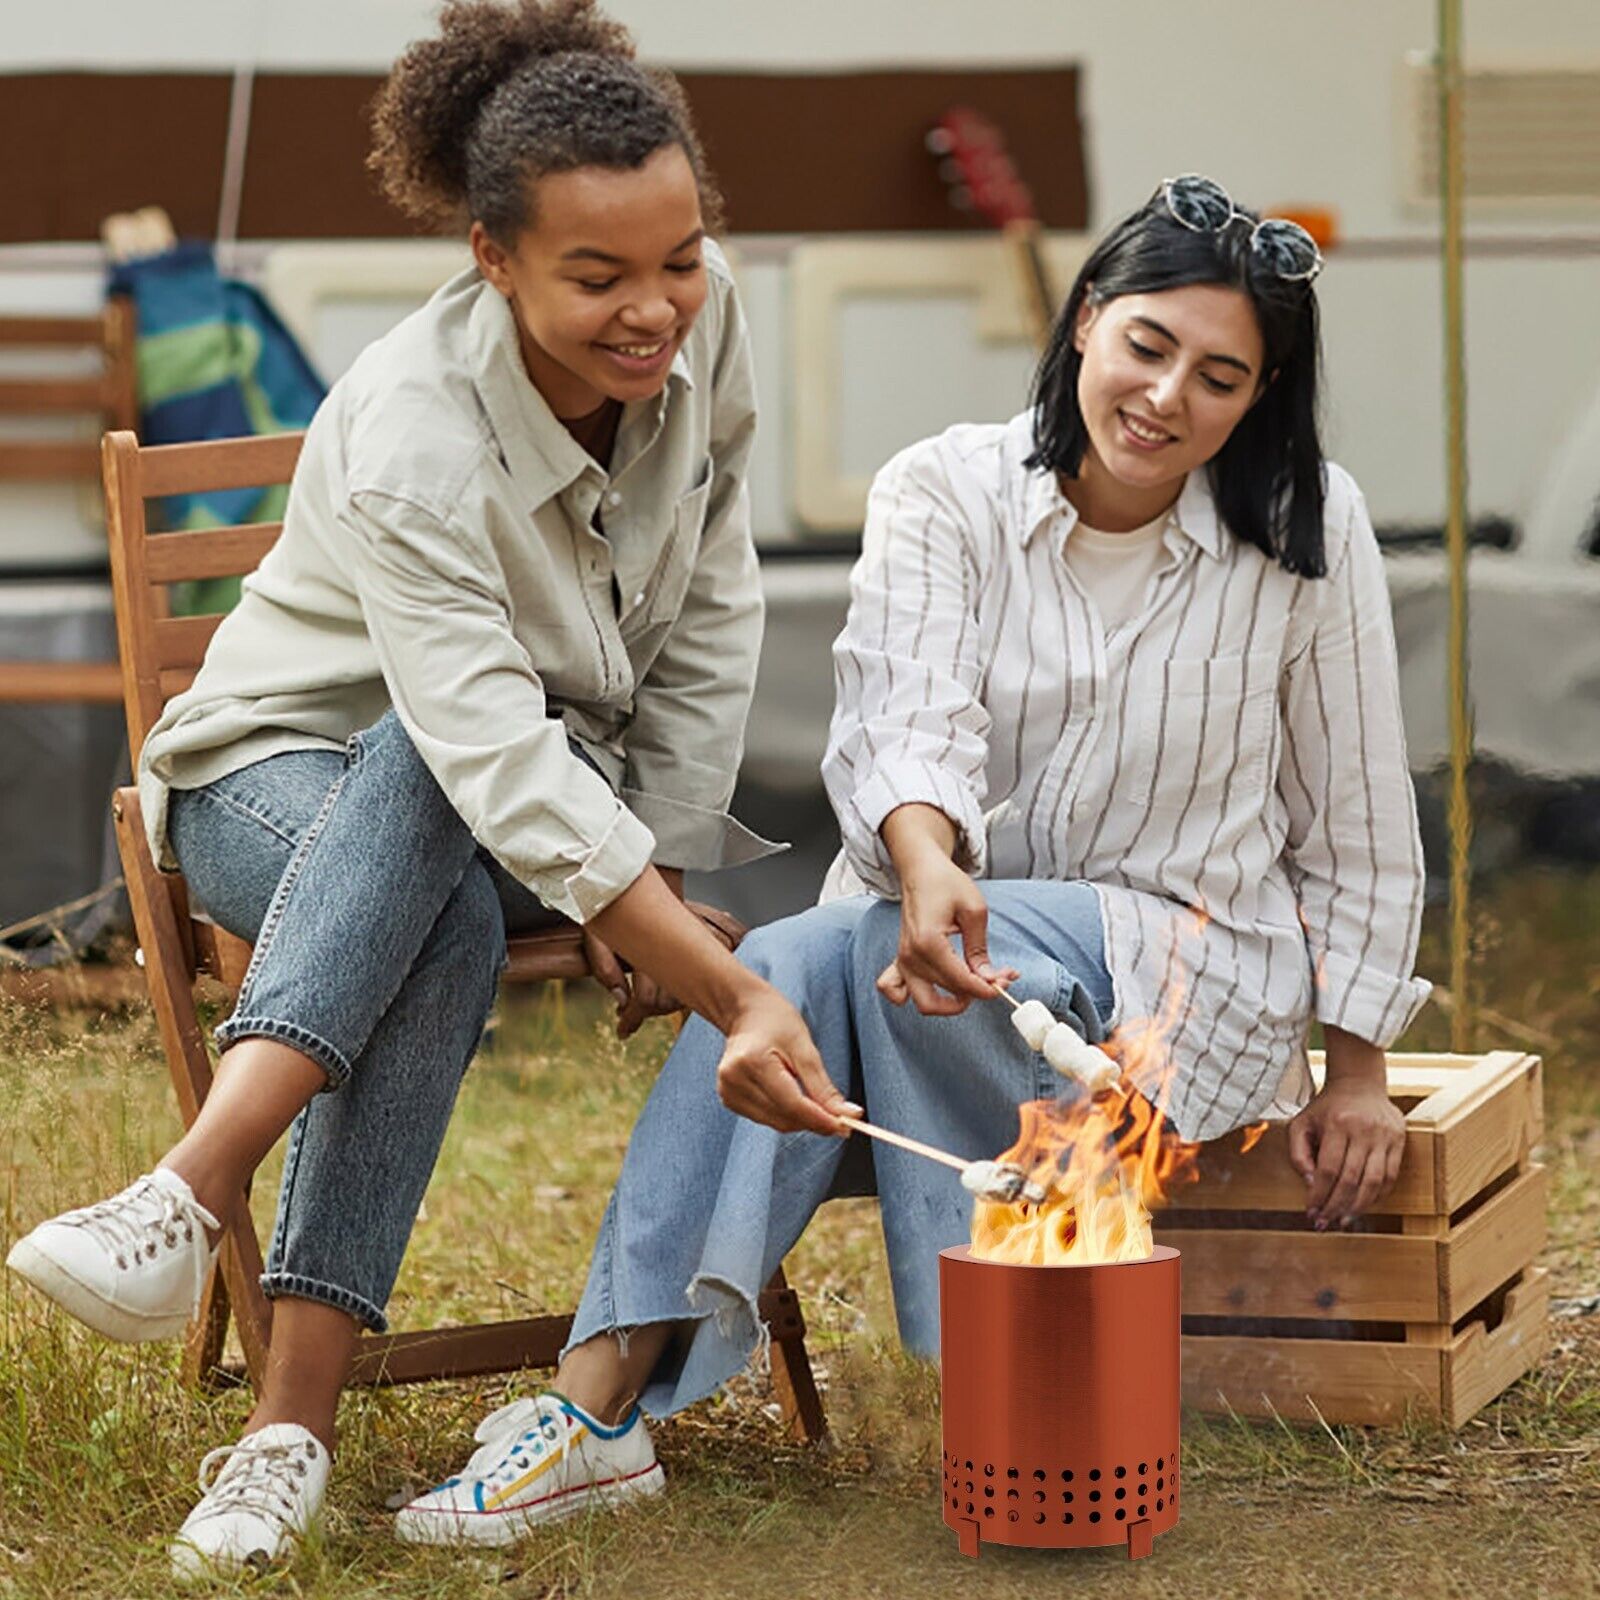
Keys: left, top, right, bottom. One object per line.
{"left": 715, "top": 986, "right": 861, "bottom": 1137}
{"left": 585, "top": 867, "right": 687, "bottom": 1039}
{"left": 1287, "top": 1027, "right": 1405, "bottom": 1229}
{"left": 878, "top": 804, "right": 1015, "bottom": 1015}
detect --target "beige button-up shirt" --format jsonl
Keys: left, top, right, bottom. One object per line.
{"left": 822, "top": 414, "right": 1431, "bottom": 1141}
{"left": 140, "top": 241, "right": 772, "bottom": 923}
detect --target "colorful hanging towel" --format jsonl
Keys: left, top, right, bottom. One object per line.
{"left": 109, "top": 242, "right": 326, "bottom": 613}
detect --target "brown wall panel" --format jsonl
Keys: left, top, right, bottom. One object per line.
{"left": 0, "top": 74, "right": 233, "bottom": 242}
{"left": 1, "top": 67, "right": 1085, "bottom": 243}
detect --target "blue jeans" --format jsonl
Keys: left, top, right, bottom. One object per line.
{"left": 565, "top": 881, "right": 1112, "bottom": 1416}
{"left": 167, "top": 711, "right": 564, "bottom": 1332}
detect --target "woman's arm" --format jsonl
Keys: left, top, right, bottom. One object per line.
{"left": 1278, "top": 473, "right": 1431, "bottom": 1224}
{"left": 588, "top": 866, "right": 858, "bottom": 1138}
{"left": 822, "top": 446, "right": 993, "bottom": 898}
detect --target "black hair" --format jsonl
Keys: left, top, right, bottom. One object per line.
{"left": 370, "top": 0, "right": 724, "bottom": 241}
{"left": 1026, "top": 192, "right": 1327, "bottom": 577}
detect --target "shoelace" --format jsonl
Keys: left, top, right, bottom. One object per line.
{"left": 193, "top": 1437, "right": 319, "bottom": 1529}
{"left": 62, "top": 1176, "right": 219, "bottom": 1282}
{"left": 456, "top": 1394, "right": 574, "bottom": 1488}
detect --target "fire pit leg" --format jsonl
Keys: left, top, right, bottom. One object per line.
{"left": 955, "top": 1518, "right": 981, "bottom": 1559}
{"left": 1126, "top": 1518, "right": 1153, "bottom": 1560}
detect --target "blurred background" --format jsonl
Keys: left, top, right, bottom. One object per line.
{"left": 1, "top": 0, "right": 1598, "bottom": 947}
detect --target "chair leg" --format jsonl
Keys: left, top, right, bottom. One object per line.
{"left": 112, "top": 789, "right": 274, "bottom": 1387}
{"left": 182, "top": 1260, "right": 234, "bottom": 1390}
{"left": 762, "top": 1265, "right": 828, "bottom": 1444}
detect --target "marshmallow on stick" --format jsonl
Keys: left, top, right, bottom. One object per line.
{"left": 1003, "top": 992, "right": 1121, "bottom": 1094}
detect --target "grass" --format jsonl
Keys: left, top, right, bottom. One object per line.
{"left": 0, "top": 865, "right": 1596, "bottom": 1598}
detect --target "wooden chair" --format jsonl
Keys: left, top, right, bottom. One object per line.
{"left": 0, "top": 303, "right": 137, "bottom": 703}
{"left": 101, "top": 427, "right": 827, "bottom": 1439}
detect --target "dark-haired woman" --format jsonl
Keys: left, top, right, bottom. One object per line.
{"left": 394, "top": 174, "right": 1435, "bottom": 1545}
{"left": 5, "top": 0, "right": 861, "bottom": 1575}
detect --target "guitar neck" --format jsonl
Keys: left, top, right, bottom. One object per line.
{"left": 1002, "top": 218, "right": 1056, "bottom": 350}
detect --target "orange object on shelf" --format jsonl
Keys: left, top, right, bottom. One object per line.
{"left": 1267, "top": 205, "right": 1338, "bottom": 249}
{"left": 939, "top": 1245, "right": 1181, "bottom": 1561}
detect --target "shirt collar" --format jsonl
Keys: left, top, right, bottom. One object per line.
{"left": 466, "top": 276, "right": 694, "bottom": 512}
{"left": 1018, "top": 459, "right": 1227, "bottom": 563}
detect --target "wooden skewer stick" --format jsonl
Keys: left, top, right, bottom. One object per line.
{"left": 838, "top": 1114, "right": 970, "bottom": 1174}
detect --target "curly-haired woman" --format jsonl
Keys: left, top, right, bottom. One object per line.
{"left": 6, "top": 0, "right": 859, "bottom": 1574}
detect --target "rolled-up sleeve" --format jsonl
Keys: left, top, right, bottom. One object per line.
{"left": 1279, "top": 483, "right": 1431, "bottom": 1045}
{"left": 343, "top": 489, "right": 655, "bottom": 924}
{"left": 622, "top": 276, "right": 773, "bottom": 871}
{"left": 823, "top": 449, "right": 991, "bottom": 898}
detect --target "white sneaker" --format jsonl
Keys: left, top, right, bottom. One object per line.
{"left": 5, "top": 1168, "right": 219, "bottom": 1342}
{"left": 394, "top": 1392, "right": 665, "bottom": 1548}
{"left": 170, "top": 1424, "right": 330, "bottom": 1580}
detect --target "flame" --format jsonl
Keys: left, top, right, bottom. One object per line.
{"left": 1239, "top": 1121, "right": 1268, "bottom": 1155}
{"left": 970, "top": 982, "right": 1204, "bottom": 1266}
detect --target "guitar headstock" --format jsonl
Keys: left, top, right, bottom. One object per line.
{"left": 927, "top": 106, "right": 1039, "bottom": 229}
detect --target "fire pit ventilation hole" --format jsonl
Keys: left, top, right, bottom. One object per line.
{"left": 1033, "top": 1490, "right": 1046, "bottom": 1504}
{"left": 1157, "top": 1457, "right": 1165, "bottom": 1470}
{"left": 1006, "top": 1467, "right": 1020, "bottom": 1479}
{"left": 1138, "top": 1461, "right": 1148, "bottom": 1473}
{"left": 1061, "top": 1491, "right": 1074, "bottom": 1504}
{"left": 983, "top": 1507, "right": 994, "bottom": 1519}
{"left": 1115, "top": 1487, "right": 1126, "bottom": 1500}
{"left": 982, "top": 1463, "right": 992, "bottom": 1476}
{"left": 1115, "top": 1509, "right": 1126, "bottom": 1521}
{"left": 1034, "top": 1513, "right": 1045, "bottom": 1524}
{"left": 1007, "top": 1510, "right": 1019, "bottom": 1523}
{"left": 1006, "top": 1488, "right": 1020, "bottom": 1501}
{"left": 1061, "top": 1469, "right": 1075, "bottom": 1483}
{"left": 984, "top": 1486, "right": 993, "bottom": 1499}
{"left": 1114, "top": 1465, "right": 1127, "bottom": 1478}
{"left": 1156, "top": 1498, "right": 1164, "bottom": 1511}
{"left": 1139, "top": 1503, "right": 1148, "bottom": 1516}
{"left": 1088, "top": 1468, "right": 1102, "bottom": 1481}
{"left": 1062, "top": 1512, "right": 1074, "bottom": 1524}
{"left": 1089, "top": 1511, "right": 1101, "bottom": 1524}
{"left": 1033, "top": 1468, "right": 1047, "bottom": 1481}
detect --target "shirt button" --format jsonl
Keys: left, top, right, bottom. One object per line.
{"left": 606, "top": 491, "right": 623, "bottom": 508}
{"left": 633, "top": 591, "right": 645, "bottom": 607}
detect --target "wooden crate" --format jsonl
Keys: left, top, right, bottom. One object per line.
{"left": 1153, "top": 1051, "right": 1548, "bottom": 1429}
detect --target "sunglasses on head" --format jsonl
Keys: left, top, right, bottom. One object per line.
{"left": 1158, "top": 174, "right": 1324, "bottom": 284}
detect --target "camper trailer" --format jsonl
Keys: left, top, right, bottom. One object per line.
{"left": 3, "top": 0, "right": 1597, "bottom": 925}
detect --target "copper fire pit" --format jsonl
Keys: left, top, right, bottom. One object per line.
{"left": 939, "top": 1245, "right": 1181, "bottom": 1561}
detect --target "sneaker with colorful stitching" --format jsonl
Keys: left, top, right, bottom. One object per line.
{"left": 394, "top": 1391, "right": 664, "bottom": 1547}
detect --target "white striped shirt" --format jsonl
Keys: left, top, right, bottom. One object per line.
{"left": 820, "top": 413, "right": 1431, "bottom": 1141}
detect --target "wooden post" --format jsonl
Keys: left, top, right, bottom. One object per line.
{"left": 1438, "top": 0, "right": 1475, "bottom": 1051}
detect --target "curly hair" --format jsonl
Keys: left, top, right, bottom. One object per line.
{"left": 369, "top": 0, "right": 725, "bottom": 239}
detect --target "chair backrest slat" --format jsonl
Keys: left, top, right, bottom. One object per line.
{"left": 0, "top": 315, "right": 106, "bottom": 345}
{"left": 140, "top": 434, "right": 304, "bottom": 499}
{"left": 143, "top": 523, "right": 282, "bottom": 584}
{"left": 103, "top": 428, "right": 304, "bottom": 763}
{"left": 152, "top": 614, "right": 224, "bottom": 671}
{"left": 0, "top": 441, "right": 102, "bottom": 481}
{"left": 0, "top": 378, "right": 116, "bottom": 414}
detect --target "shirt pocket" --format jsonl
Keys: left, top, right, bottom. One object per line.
{"left": 643, "top": 459, "right": 714, "bottom": 629}
{"left": 1127, "top": 650, "right": 1279, "bottom": 812}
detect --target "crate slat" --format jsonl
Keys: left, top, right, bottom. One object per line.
{"left": 1442, "top": 1165, "right": 1547, "bottom": 1321}
{"left": 1181, "top": 1267, "right": 1550, "bottom": 1428}
{"left": 1167, "top": 1123, "right": 1437, "bottom": 1214}
{"left": 1170, "top": 1228, "right": 1439, "bottom": 1322}
{"left": 1443, "top": 1268, "right": 1550, "bottom": 1428}
{"left": 1429, "top": 1054, "right": 1543, "bottom": 1211}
